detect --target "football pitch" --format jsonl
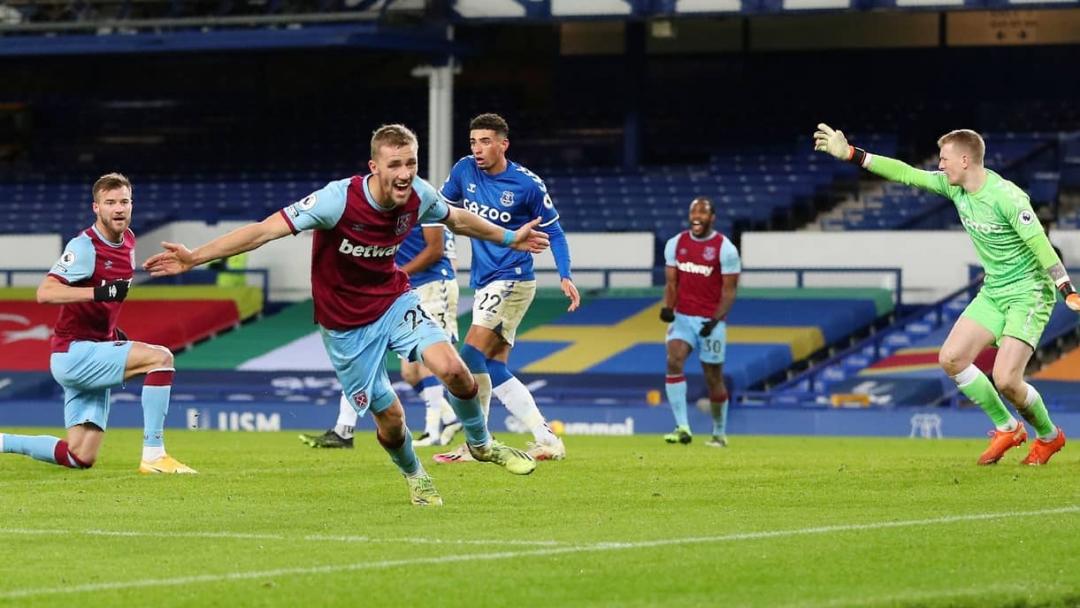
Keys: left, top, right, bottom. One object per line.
{"left": 0, "top": 431, "right": 1077, "bottom": 608}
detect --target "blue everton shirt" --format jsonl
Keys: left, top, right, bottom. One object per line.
{"left": 440, "top": 156, "right": 567, "bottom": 288}
{"left": 395, "top": 224, "right": 455, "bottom": 288}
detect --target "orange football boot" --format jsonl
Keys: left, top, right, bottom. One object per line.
{"left": 1021, "top": 428, "right": 1066, "bottom": 466}
{"left": 977, "top": 423, "right": 1027, "bottom": 465}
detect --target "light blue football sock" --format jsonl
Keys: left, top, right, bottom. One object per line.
{"left": 665, "top": 376, "right": 689, "bottom": 429}
{"left": 141, "top": 385, "right": 170, "bottom": 448}
{"left": 378, "top": 427, "right": 421, "bottom": 476}
{"left": 447, "top": 391, "right": 491, "bottom": 447}
{"left": 711, "top": 399, "right": 729, "bottom": 436}
{"left": 1, "top": 433, "right": 62, "bottom": 464}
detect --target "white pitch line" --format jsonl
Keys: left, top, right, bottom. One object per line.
{"left": 0, "top": 505, "right": 1075, "bottom": 601}
{"left": 785, "top": 581, "right": 1069, "bottom": 608}
{"left": 301, "top": 534, "right": 562, "bottom": 547}
{"left": 0, "top": 528, "right": 562, "bottom": 547}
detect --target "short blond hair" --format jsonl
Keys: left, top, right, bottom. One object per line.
{"left": 370, "top": 124, "right": 418, "bottom": 160}
{"left": 937, "top": 129, "right": 985, "bottom": 165}
{"left": 92, "top": 172, "right": 131, "bottom": 200}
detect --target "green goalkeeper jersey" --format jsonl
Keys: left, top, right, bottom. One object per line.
{"left": 867, "top": 156, "right": 1049, "bottom": 296}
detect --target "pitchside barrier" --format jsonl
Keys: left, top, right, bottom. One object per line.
{"left": 5, "top": 370, "right": 1080, "bottom": 438}
{"left": 4, "top": 396, "right": 1080, "bottom": 439}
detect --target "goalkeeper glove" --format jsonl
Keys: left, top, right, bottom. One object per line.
{"left": 814, "top": 123, "right": 868, "bottom": 166}
{"left": 700, "top": 318, "right": 721, "bottom": 337}
{"left": 1059, "top": 281, "right": 1080, "bottom": 312}
{"left": 659, "top": 307, "right": 675, "bottom": 323}
{"left": 93, "top": 280, "right": 129, "bottom": 302}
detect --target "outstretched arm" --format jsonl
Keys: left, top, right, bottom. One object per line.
{"left": 1023, "top": 230, "right": 1080, "bottom": 311}
{"left": 144, "top": 213, "right": 292, "bottom": 277}
{"left": 442, "top": 206, "right": 549, "bottom": 253}
{"left": 814, "top": 123, "right": 951, "bottom": 197}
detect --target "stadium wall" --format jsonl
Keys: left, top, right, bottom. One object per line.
{"left": 0, "top": 235, "right": 62, "bottom": 281}
{"left": 742, "top": 230, "right": 1080, "bottom": 303}
{"left": 4, "top": 397, "right": 1080, "bottom": 439}
{"left": 128, "top": 222, "right": 656, "bottom": 299}
{"left": 8, "top": 229, "right": 1079, "bottom": 301}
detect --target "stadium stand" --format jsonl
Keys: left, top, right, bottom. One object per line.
{"left": 163, "top": 288, "right": 894, "bottom": 393}
{"left": 764, "top": 281, "right": 1080, "bottom": 409}
{"left": 1, "top": 15, "right": 1078, "bottom": 432}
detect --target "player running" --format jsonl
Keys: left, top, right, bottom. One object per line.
{"left": 660, "top": 198, "right": 740, "bottom": 447}
{"left": 299, "top": 224, "right": 462, "bottom": 449}
{"left": 146, "top": 125, "right": 546, "bottom": 505}
{"left": 434, "top": 113, "right": 580, "bottom": 464}
{"left": 0, "top": 173, "right": 196, "bottom": 474}
{"left": 815, "top": 123, "right": 1076, "bottom": 465}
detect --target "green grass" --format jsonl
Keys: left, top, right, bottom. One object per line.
{"left": 1, "top": 432, "right": 1077, "bottom": 607}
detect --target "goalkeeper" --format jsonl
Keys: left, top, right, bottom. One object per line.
{"left": 815, "top": 124, "right": 1075, "bottom": 465}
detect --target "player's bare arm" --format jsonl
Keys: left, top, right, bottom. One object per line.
{"left": 442, "top": 206, "right": 549, "bottom": 253}
{"left": 36, "top": 275, "right": 96, "bottom": 304}
{"left": 714, "top": 274, "right": 739, "bottom": 319}
{"left": 399, "top": 225, "right": 445, "bottom": 276}
{"left": 660, "top": 265, "right": 677, "bottom": 323}
{"left": 144, "top": 212, "right": 292, "bottom": 276}
{"left": 37, "top": 275, "right": 129, "bottom": 305}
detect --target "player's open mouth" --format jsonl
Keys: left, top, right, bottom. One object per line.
{"left": 392, "top": 181, "right": 410, "bottom": 194}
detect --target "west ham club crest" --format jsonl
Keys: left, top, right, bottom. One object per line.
{"left": 352, "top": 391, "right": 368, "bottom": 409}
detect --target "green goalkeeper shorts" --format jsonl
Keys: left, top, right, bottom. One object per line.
{"left": 961, "top": 282, "right": 1056, "bottom": 349}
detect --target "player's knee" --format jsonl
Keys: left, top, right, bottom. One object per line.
{"left": 666, "top": 356, "right": 685, "bottom": 374}
{"left": 69, "top": 446, "right": 97, "bottom": 468}
{"left": 937, "top": 349, "right": 967, "bottom": 376}
{"left": 376, "top": 405, "right": 405, "bottom": 429}
{"left": 991, "top": 370, "right": 1023, "bottom": 397}
{"left": 440, "top": 364, "right": 472, "bottom": 394}
{"left": 153, "top": 346, "right": 174, "bottom": 369}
